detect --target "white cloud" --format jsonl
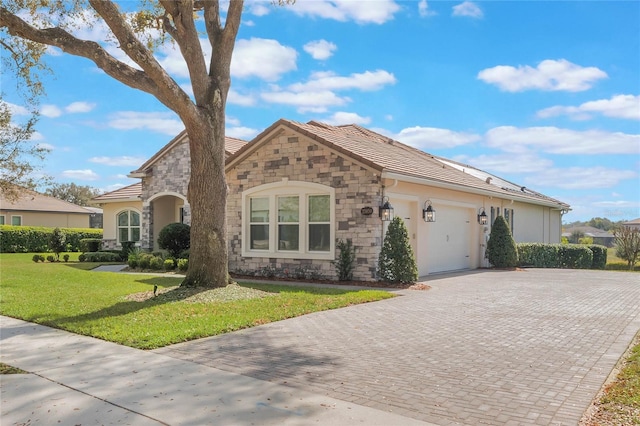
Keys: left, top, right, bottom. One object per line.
{"left": 248, "top": 1, "right": 272, "bottom": 17}
{"left": 29, "top": 131, "right": 45, "bottom": 141}
{"left": 304, "top": 39, "right": 338, "bottom": 60}
{"left": 286, "top": 0, "right": 401, "bottom": 24}
{"left": 260, "top": 90, "right": 350, "bottom": 113}
{"left": 107, "top": 111, "right": 184, "bottom": 135}
{"left": 418, "top": 0, "right": 437, "bottom": 17}
{"left": 452, "top": 1, "right": 483, "bottom": 19}
{"left": 525, "top": 166, "right": 637, "bottom": 190}
{"left": 394, "top": 127, "right": 481, "bottom": 149}
{"left": 103, "top": 183, "right": 125, "bottom": 193}
{"left": 537, "top": 94, "right": 640, "bottom": 120}
{"left": 323, "top": 111, "right": 371, "bottom": 125}
{"left": 455, "top": 153, "right": 554, "bottom": 174}
{"left": 485, "top": 126, "right": 640, "bottom": 155}
{"left": 89, "top": 156, "right": 146, "bottom": 167}
{"left": 65, "top": 101, "right": 96, "bottom": 114}
{"left": 2, "top": 102, "right": 30, "bottom": 116}
{"left": 226, "top": 126, "right": 260, "bottom": 140}
{"left": 36, "top": 142, "right": 54, "bottom": 150}
{"left": 228, "top": 89, "right": 257, "bottom": 106}
{"left": 61, "top": 169, "right": 99, "bottom": 181}
{"left": 41, "top": 104, "right": 63, "bottom": 118}
{"left": 232, "top": 38, "right": 298, "bottom": 81}
{"left": 478, "top": 59, "right": 608, "bottom": 92}
{"left": 289, "top": 70, "right": 396, "bottom": 92}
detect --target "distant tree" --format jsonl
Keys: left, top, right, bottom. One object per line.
{"left": 486, "top": 216, "right": 518, "bottom": 268}
{"left": 45, "top": 182, "right": 101, "bottom": 206}
{"left": 588, "top": 217, "right": 615, "bottom": 231}
{"left": 568, "top": 230, "right": 585, "bottom": 244}
{"left": 613, "top": 226, "right": 640, "bottom": 270}
{"left": 0, "top": 100, "right": 49, "bottom": 201}
{"left": 578, "top": 236, "right": 594, "bottom": 245}
{"left": 378, "top": 217, "right": 418, "bottom": 283}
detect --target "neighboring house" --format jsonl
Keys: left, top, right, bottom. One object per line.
{"left": 621, "top": 218, "right": 640, "bottom": 230}
{"left": 0, "top": 188, "right": 94, "bottom": 228}
{"left": 94, "top": 119, "right": 570, "bottom": 280}
{"left": 562, "top": 225, "right": 615, "bottom": 247}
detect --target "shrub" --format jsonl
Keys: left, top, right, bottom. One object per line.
{"left": 78, "top": 252, "right": 121, "bottom": 262}
{"left": 48, "top": 228, "right": 67, "bottom": 261}
{"left": 46, "top": 255, "right": 56, "bottom": 262}
{"left": 588, "top": 245, "right": 607, "bottom": 270}
{"left": 613, "top": 226, "right": 640, "bottom": 271}
{"left": 149, "top": 255, "right": 164, "bottom": 270}
{"left": 517, "top": 243, "right": 558, "bottom": 268}
{"left": 163, "top": 258, "right": 176, "bottom": 271}
{"left": 378, "top": 217, "right": 418, "bottom": 283}
{"left": 557, "top": 244, "right": 593, "bottom": 269}
{"left": 138, "top": 253, "right": 153, "bottom": 269}
{"left": 121, "top": 241, "right": 136, "bottom": 260}
{"left": 177, "top": 258, "right": 188, "bottom": 272}
{"left": 334, "top": 239, "right": 356, "bottom": 281}
{"left": 32, "top": 254, "right": 41, "bottom": 263}
{"left": 157, "top": 223, "right": 191, "bottom": 258}
{"left": 487, "top": 216, "right": 518, "bottom": 268}
{"left": 0, "top": 226, "right": 102, "bottom": 253}
{"left": 179, "top": 249, "right": 190, "bottom": 259}
{"left": 63, "top": 254, "right": 70, "bottom": 262}
{"left": 80, "top": 238, "right": 102, "bottom": 253}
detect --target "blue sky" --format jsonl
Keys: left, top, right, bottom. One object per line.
{"left": 4, "top": 0, "right": 640, "bottom": 223}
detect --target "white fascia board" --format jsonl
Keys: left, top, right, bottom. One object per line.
{"left": 381, "top": 171, "right": 565, "bottom": 209}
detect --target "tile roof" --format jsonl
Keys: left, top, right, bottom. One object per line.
{"left": 0, "top": 188, "right": 94, "bottom": 214}
{"left": 91, "top": 182, "right": 142, "bottom": 203}
{"left": 228, "top": 119, "right": 570, "bottom": 209}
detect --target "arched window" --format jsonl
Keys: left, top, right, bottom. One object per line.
{"left": 243, "top": 181, "right": 335, "bottom": 260}
{"left": 117, "top": 210, "right": 140, "bottom": 243}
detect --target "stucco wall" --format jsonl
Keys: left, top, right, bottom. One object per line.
{"left": 226, "top": 129, "right": 383, "bottom": 281}
{"left": 100, "top": 201, "right": 143, "bottom": 249}
{"left": 0, "top": 210, "right": 89, "bottom": 228}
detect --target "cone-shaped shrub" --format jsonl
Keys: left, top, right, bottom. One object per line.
{"left": 487, "top": 215, "right": 518, "bottom": 268}
{"left": 378, "top": 217, "right": 418, "bottom": 283}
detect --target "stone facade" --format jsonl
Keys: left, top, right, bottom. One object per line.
{"left": 226, "top": 129, "right": 384, "bottom": 281}
{"left": 140, "top": 140, "right": 191, "bottom": 249}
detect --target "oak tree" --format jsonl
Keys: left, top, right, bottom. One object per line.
{"left": 1, "top": 0, "right": 290, "bottom": 287}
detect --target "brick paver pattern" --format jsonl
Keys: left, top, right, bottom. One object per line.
{"left": 155, "top": 269, "right": 640, "bottom": 426}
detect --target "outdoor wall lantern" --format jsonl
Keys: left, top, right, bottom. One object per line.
{"left": 477, "top": 207, "right": 488, "bottom": 225}
{"left": 422, "top": 200, "right": 436, "bottom": 223}
{"left": 379, "top": 196, "right": 394, "bottom": 221}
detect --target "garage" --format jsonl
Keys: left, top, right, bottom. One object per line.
{"left": 426, "top": 204, "right": 472, "bottom": 274}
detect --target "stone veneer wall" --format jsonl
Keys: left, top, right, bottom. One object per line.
{"left": 140, "top": 140, "right": 191, "bottom": 249}
{"left": 226, "top": 129, "right": 383, "bottom": 281}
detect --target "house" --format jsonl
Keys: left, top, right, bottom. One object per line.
{"left": 621, "top": 218, "right": 640, "bottom": 230}
{"left": 561, "top": 225, "right": 615, "bottom": 247}
{"left": 0, "top": 188, "right": 95, "bottom": 228}
{"left": 91, "top": 130, "right": 247, "bottom": 250}
{"left": 94, "top": 119, "right": 570, "bottom": 280}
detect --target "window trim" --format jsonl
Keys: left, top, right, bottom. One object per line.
{"left": 115, "top": 208, "right": 141, "bottom": 245}
{"left": 11, "top": 215, "right": 22, "bottom": 226}
{"left": 242, "top": 181, "right": 335, "bottom": 260}
{"left": 0, "top": 215, "right": 5, "bottom": 225}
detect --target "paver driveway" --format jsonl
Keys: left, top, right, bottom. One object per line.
{"left": 155, "top": 269, "right": 640, "bottom": 425}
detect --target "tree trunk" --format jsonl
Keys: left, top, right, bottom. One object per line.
{"left": 181, "top": 106, "right": 228, "bottom": 288}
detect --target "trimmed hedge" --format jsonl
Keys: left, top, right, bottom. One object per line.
{"left": 517, "top": 243, "right": 607, "bottom": 270}
{"left": 80, "top": 238, "right": 102, "bottom": 252}
{"left": 0, "top": 225, "right": 102, "bottom": 253}
{"left": 78, "top": 252, "right": 121, "bottom": 262}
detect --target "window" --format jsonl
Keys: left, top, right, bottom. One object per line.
{"left": 0, "top": 215, "right": 4, "bottom": 225}
{"left": 11, "top": 216, "right": 21, "bottom": 226}
{"left": 243, "top": 182, "right": 335, "bottom": 259}
{"left": 117, "top": 210, "right": 140, "bottom": 243}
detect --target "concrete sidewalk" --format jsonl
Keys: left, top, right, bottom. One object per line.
{"left": 0, "top": 316, "right": 433, "bottom": 426}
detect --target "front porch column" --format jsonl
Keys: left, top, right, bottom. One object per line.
{"left": 141, "top": 201, "right": 154, "bottom": 251}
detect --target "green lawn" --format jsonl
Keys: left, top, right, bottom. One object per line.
{"left": 0, "top": 253, "right": 393, "bottom": 349}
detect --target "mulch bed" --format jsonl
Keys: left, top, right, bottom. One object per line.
{"left": 230, "top": 274, "right": 431, "bottom": 291}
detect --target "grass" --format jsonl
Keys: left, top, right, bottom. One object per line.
{"left": 0, "top": 253, "right": 394, "bottom": 349}
{"left": 0, "top": 363, "right": 28, "bottom": 374}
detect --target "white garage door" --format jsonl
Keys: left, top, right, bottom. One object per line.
{"left": 427, "top": 205, "right": 471, "bottom": 273}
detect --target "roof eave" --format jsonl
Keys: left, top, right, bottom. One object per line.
{"left": 382, "top": 171, "right": 570, "bottom": 210}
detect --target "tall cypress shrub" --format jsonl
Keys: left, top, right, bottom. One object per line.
{"left": 378, "top": 217, "right": 418, "bottom": 283}
{"left": 487, "top": 215, "right": 518, "bottom": 268}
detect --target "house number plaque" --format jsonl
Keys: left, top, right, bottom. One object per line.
{"left": 361, "top": 207, "right": 374, "bottom": 216}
